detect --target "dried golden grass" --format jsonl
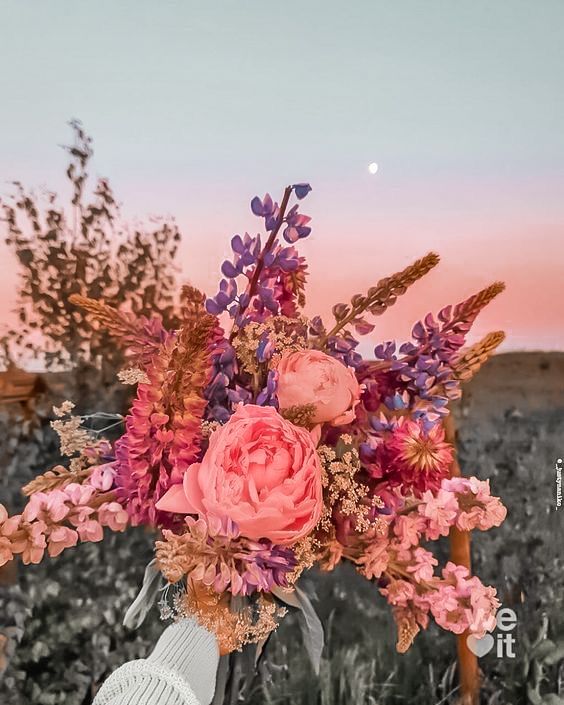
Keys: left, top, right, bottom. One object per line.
{"left": 454, "top": 330, "right": 506, "bottom": 382}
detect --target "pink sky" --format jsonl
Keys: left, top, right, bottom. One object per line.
{"left": 3, "top": 172, "right": 560, "bottom": 357}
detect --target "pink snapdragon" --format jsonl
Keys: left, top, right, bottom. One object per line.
{"left": 0, "top": 468, "right": 129, "bottom": 568}
{"left": 406, "top": 547, "right": 438, "bottom": 582}
{"left": 418, "top": 488, "right": 459, "bottom": 539}
{"left": 379, "top": 559, "right": 499, "bottom": 638}
{"left": 89, "top": 463, "right": 118, "bottom": 492}
{"left": 430, "top": 562, "right": 499, "bottom": 636}
{"left": 98, "top": 502, "right": 129, "bottom": 531}
{"left": 357, "top": 538, "right": 391, "bottom": 579}
{"left": 380, "top": 579, "right": 416, "bottom": 607}
{"left": 441, "top": 477, "right": 507, "bottom": 530}
{"left": 47, "top": 526, "right": 79, "bottom": 557}
{"left": 393, "top": 513, "right": 427, "bottom": 549}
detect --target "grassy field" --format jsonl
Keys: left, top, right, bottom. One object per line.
{"left": 1, "top": 353, "right": 563, "bottom": 704}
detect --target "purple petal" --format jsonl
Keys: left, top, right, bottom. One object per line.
{"left": 293, "top": 183, "right": 312, "bottom": 199}
{"left": 251, "top": 196, "right": 265, "bottom": 216}
{"left": 205, "top": 298, "right": 223, "bottom": 315}
{"left": 221, "top": 260, "right": 239, "bottom": 278}
{"left": 231, "top": 235, "right": 245, "bottom": 254}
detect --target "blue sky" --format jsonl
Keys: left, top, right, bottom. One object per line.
{"left": 1, "top": 1, "right": 563, "bottom": 351}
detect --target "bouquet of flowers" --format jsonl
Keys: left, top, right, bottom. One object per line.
{"left": 0, "top": 183, "right": 507, "bottom": 680}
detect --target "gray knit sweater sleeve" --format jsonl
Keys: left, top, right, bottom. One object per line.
{"left": 93, "top": 619, "right": 219, "bottom": 705}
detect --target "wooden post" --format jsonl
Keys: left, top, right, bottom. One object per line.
{"left": 444, "top": 413, "right": 480, "bottom": 705}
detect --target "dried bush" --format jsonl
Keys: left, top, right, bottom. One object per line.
{"left": 1, "top": 120, "right": 181, "bottom": 375}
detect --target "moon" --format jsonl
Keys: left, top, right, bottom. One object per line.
{"left": 368, "top": 162, "right": 379, "bottom": 175}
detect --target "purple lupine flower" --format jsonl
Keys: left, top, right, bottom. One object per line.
{"left": 369, "top": 296, "right": 483, "bottom": 429}
{"left": 256, "top": 369, "right": 278, "bottom": 407}
{"left": 283, "top": 205, "right": 312, "bottom": 243}
{"left": 292, "top": 182, "right": 312, "bottom": 199}
{"left": 209, "top": 186, "right": 313, "bottom": 331}
{"left": 204, "top": 340, "right": 238, "bottom": 422}
{"left": 251, "top": 193, "right": 275, "bottom": 218}
{"left": 206, "top": 278, "right": 238, "bottom": 314}
{"left": 326, "top": 334, "right": 363, "bottom": 369}
{"left": 242, "top": 543, "right": 298, "bottom": 593}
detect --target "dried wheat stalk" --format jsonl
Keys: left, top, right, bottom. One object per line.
{"left": 318, "top": 252, "right": 440, "bottom": 346}
{"left": 22, "top": 465, "right": 91, "bottom": 496}
{"left": 453, "top": 331, "right": 506, "bottom": 382}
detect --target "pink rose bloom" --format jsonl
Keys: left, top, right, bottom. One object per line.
{"left": 276, "top": 350, "right": 361, "bottom": 426}
{"left": 156, "top": 404, "right": 323, "bottom": 544}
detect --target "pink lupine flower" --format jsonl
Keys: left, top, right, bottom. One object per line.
{"left": 114, "top": 320, "right": 221, "bottom": 527}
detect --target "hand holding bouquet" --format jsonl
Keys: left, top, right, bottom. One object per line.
{"left": 0, "top": 183, "right": 507, "bottom": 673}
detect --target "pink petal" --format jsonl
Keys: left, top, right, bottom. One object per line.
{"left": 155, "top": 483, "right": 193, "bottom": 514}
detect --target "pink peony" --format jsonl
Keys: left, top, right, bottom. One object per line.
{"left": 276, "top": 350, "right": 361, "bottom": 426}
{"left": 156, "top": 404, "right": 323, "bottom": 544}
